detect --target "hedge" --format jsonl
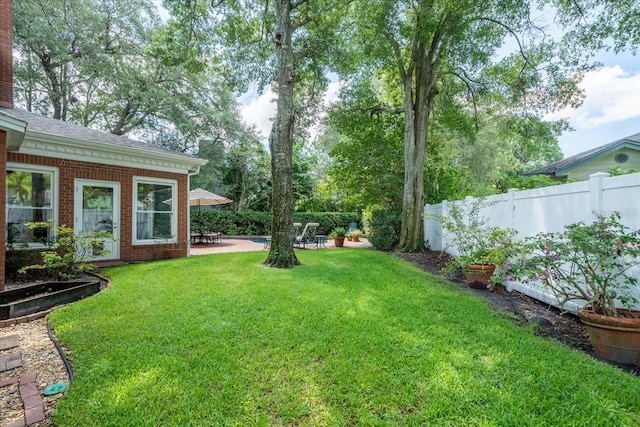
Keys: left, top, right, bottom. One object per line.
{"left": 190, "top": 211, "right": 362, "bottom": 236}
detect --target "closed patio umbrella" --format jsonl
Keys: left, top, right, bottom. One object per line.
{"left": 189, "top": 188, "right": 232, "bottom": 210}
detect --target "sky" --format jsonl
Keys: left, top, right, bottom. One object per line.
{"left": 544, "top": 51, "right": 640, "bottom": 157}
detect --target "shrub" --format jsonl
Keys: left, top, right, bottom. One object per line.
{"left": 19, "top": 223, "right": 114, "bottom": 280}
{"left": 507, "top": 212, "right": 640, "bottom": 316}
{"left": 439, "top": 200, "right": 516, "bottom": 279}
{"left": 364, "top": 205, "right": 401, "bottom": 251}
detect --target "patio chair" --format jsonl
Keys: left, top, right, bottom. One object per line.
{"left": 263, "top": 223, "right": 303, "bottom": 249}
{"left": 294, "top": 222, "right": 320, "bottom": 249}
{"left": 202, "top": 228, "right": 221, "bottom": 244}
{"left": 293, "top": 222, "right": 302, "bottom": 237}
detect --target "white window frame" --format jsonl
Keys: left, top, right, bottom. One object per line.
{"left": 6, "top": 162, "right": 59, "bottom": 248}
{"left": 133, "top": 176, "right": 178, "bottom": 245}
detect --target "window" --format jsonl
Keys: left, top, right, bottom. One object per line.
{"left": 133, "top": 177, "right": 177, "bottom": 244}
{"left": 614, "top": 153, "right": 629, "bottom": 164}
{"left": 6, "top": 164, "right": 58, "bottom": 247}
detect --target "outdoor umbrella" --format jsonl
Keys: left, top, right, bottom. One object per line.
{"left": 189, "top": 188, "right": 232, "bottom": 210}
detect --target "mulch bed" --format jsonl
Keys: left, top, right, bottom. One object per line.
{"left": 393, "top": 249, "right": 640, "bottom": 376}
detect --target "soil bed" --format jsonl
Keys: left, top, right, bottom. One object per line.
{"left": 393, "top": 249, "right": 640, "bottom": 376}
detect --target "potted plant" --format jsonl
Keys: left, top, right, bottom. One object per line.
{"left": 440, "top": 200, "right": 515, "bottom": 290}
{"left": 330, "top": 227, "right": 346, "bottom": 248}
{"left": 350, "top": 229, "right": 363, "bottom": 242}
{"left": 507, "top": 212, "right": 640, "bottom": 365}
{"left": 346, "top": 232, "right": 352, "bottom": 241}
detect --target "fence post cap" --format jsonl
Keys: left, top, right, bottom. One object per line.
{"left": 589, "top": 172, "right": 611, "bottom": 178}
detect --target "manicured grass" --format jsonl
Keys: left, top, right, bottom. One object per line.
{"left": 50, "top": 250, "right": 640, "bottom": 426}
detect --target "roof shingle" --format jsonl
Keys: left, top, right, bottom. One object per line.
{"left": 0, "top": 107, "right": 196, "bottom": 160}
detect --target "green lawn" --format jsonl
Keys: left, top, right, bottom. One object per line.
{"left": 49, "top": 249, "right": 640, "bottom": 426}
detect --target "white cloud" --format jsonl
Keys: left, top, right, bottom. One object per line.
{"left": 547, "top": 66, "right": 640, "bottom": 129}
{"left": 240, "top": 89, "right": 276, "bottom": 139}
{"left": 240, "top": 80, "right": 344, "bottom": 141}
{"left": 323, "top": 80, "right": 342, "bottom": 105}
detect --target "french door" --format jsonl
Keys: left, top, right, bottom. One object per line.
{"left": 74, "top": 180, "right": 120, "bottom": 261}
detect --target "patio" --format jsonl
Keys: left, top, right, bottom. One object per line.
{"left": 189, "top": 236, "right": 372, "bottom": 255}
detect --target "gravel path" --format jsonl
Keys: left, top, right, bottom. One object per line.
{"left": 1, "top": 319, "right": 69, "bottom": 426}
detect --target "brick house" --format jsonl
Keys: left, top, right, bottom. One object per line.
{"left": 0, "top": 1, "right": 207, "bottom": 290}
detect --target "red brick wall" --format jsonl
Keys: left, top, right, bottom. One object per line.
{"left": 7, "top": 152, "right": 189, "bottom": 262}
{"left": 0, "top": 131, "right": 6, "bottom": 289}
{"left": 0, "top": 0, "right": 13, "bottom": 108}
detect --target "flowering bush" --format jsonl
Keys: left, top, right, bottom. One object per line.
{"left": 439, "top": 199, "right": 516, "bottom": 288}
{"left": 506, "top": 212, "right": 640, "bottom": 316}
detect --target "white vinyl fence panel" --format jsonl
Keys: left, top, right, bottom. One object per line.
{"left": 424, "top": 172, "right": 640, "bottom": 313}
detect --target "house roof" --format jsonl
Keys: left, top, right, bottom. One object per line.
{"left": 525, "top": 132, "right": 640, "bottom": 177}
{"left": 0, "top": 107, "right": 207, "bottom": 174}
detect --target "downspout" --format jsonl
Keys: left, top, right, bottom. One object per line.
{"left": 187, "top": 165, "right": 201, "bottom": 256}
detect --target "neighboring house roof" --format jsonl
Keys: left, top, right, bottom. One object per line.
{"left": 525, "top": 132, "right": 640, "bottom": 178}
{"left": 0, "top": 107, "right": 207, "bottom": 174}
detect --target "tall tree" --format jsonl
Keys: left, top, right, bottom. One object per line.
{"left": 343, "top": 0, "right": 584, "bottom": 252}
{"left": 263, "top": 0, "right": 300, "bottom": 267}
{"left": 179, "top": 0, "right": 353, "bottom": 267}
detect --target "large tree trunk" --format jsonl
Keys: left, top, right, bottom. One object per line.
{"left": 397, "top": 21, "right": 440, "bottom": 252}
{"left": 264, "top": 0, "right": 300, "bottom": 268}
{"left": 397, "top": 81, "right": 429, "bottom": 252}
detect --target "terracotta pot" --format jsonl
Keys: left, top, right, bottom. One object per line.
{"left": 334, "top": 236, "right": 345, "bottom": 247}
{"left": 578, "top": 309, "right": 640, "bottom": 366}
{"left": 463, "top": 264, "right": 496, "bottom": 290}
{"left": 352, "top": 236, "right": 360, "bottom": 242}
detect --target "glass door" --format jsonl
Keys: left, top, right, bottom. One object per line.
{"left": 74, "top": 180, "right": 120, "bottom": 261}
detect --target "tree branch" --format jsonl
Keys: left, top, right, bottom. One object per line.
{"left": 449, "top": 70, "right": 480, "bottom": 131}
{"left": 475, "top": 16, "right": 531, "bottom": 67}
{"left": 345, "top": 105, "right": 404, "bottom": 116}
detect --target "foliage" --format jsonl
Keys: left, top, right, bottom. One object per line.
{"left": 5, "top": 249, "right": 39, "bottom": 282}
{"left": 192, "top": 136, "right": 319, "bottom": 213}
{"left": 553, "top": 0, "right": 640, "bottom": 55}
{"left": 192, "top": 137, "right": 272, "bottom": 212}
{"left": 339, "top": 0, "right": 588, "bottom": 252}
{"left": 329, "top": 227, "right": 346, "bottom": 238}
{"left": 506, "top": 212, "right": 640, "bottom": 317}
{"left": 363, "top": 205, "right": 401, "bottom": 251}
{"left": 50, "top": 251, "right": 640, "bottom": 425}
{"left": 503, "top": 174, "right": 565, "bottom": 191}
{"left": 13, "top": 0, "right": 240, "bottom": 152}
{"left": 350, "top": 229, "right": 363, "bottom": 238}
{"left": 18, "top": 223, "right": 114, "bottom": 280}
{"left": 439, "top": 200, "right": 516, "bottom": 287}
{"left": 325, "top": 78, "right": 405, "bottom": 210}
{"left": 191, "top": 211, "right": 361, "bottom": 237}
{"left": 608, "top": 166, "right": 639, "bottom": 176}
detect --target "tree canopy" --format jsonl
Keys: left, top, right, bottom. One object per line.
{"left": 13, "top": 0, "right": 241, "bottom": 153}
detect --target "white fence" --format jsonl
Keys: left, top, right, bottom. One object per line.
{"left": 424, "top": 172, "right": 640, "bottom": 312}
